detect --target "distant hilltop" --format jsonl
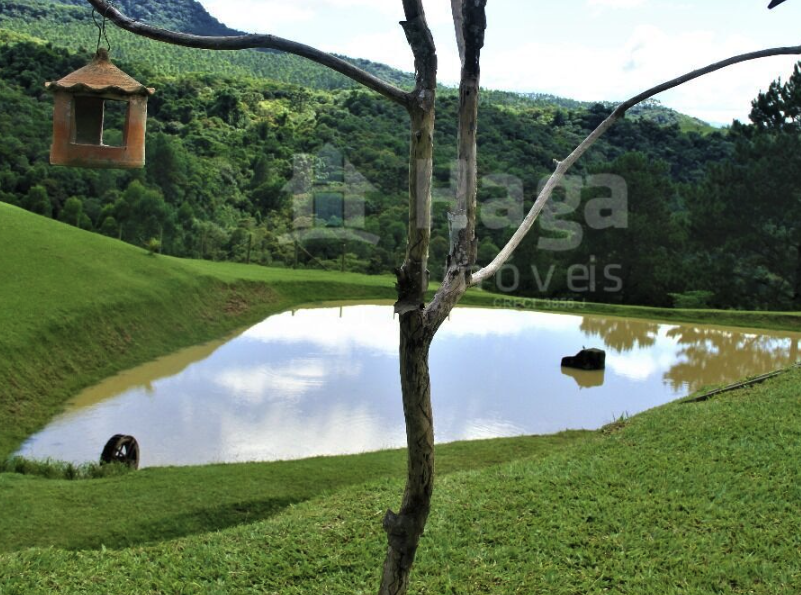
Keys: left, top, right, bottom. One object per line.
{"left": 4, "top": 0, "right": 716, "bottom": 131}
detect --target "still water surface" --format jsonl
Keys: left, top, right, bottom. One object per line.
{"left": 17, "top": 305, "right": 801, "bottom": 467}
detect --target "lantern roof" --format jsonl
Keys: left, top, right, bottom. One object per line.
{"left": 45, "top": 49, "right": 155, "bottom": 97}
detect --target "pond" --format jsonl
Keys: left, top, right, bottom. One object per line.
{"left": 16, "top": 305, "right": 801, "bottom": 468}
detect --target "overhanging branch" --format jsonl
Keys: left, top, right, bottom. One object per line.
{"left": 471, "top": 42, "right": 801, "bottom": 286}
{"left": 84, "top": 0, "right": 411, "bottom": 106}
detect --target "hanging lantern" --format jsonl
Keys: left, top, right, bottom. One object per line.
{"left": 45, "top": 48, "right": 155, "bottom": 169}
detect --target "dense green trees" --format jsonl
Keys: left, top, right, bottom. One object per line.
{"left": 686, "top": 64, "right": 801, "bottom": 310}
{"left": 0, "top": 30, "right": 799, "bottom": 310}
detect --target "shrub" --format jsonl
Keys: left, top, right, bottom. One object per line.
{"left": 669, "top": 290, "right": 715, "bottom": 309}
{"left": 0, "top": 457, "right": 133, "bottom": 480}
{"left": 145, "top": 237, "right": 162, "bottom": 255}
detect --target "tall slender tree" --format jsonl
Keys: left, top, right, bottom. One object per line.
{"left": 82, "top": 1, "right": 801, "bottom": 592}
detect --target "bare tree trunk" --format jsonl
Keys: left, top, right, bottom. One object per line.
{"left": 380, "top": 311, "right": 434, "bottom": 595}
{"left": 380, "top": 98, "right": 436, "bottom": 595}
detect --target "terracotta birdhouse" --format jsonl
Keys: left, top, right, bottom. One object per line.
{"left": 46, "top": 49, "right": 155, "bottom": 169}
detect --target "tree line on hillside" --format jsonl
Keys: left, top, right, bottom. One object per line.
{"left": 0, "top": 38, "right": 799, "bottom": 310}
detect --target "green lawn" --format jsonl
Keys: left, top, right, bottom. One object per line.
{"left": 1, "top": 369, "right": 799, "bottom": 594}
{"left": 0, "top": 431, "right": 590, "bottom": 553}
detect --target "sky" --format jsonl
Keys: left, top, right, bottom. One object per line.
{"left": 196, "top": 0, "right": 801, "bottom": 125}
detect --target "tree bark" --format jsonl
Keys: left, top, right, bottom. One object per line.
{"left": 380, "top": 83, "right": 436, "bottom": 595}
{"left": 379, "top": 310, "right": 434, "bottom": 595}
{"left": 379, "top": 4, "right": 437, "bottom": 593}
{"left": 426, "top": 0, "right": 486, "bottom": 332}
{"left": 395, "top": 105, "right": 435, "bottom": 315}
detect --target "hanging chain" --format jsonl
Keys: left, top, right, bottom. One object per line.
{"left": 91, "top": 1, "right": 114, "bottom": 53}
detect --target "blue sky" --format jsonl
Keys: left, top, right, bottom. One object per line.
{"left": 197, "top": 0, "right": 801, "bottom": 124}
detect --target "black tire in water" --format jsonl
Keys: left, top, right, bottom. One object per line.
{"left": 100, "top": 434, "right": 140, "bottom": 470}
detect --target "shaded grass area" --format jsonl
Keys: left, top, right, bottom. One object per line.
{"left": 1, "top": 369, "right": 799, "bottom": 594}
{"left": 0, "top": 432, "right": 590, "bottom": 552}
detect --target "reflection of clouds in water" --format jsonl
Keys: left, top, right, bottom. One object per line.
{"left": 216, "top": 401, "right": 405, "bottom": 462}
{"left": 441, "top": 309, "right": 581, "bottom": 338}
{"left": 242, "top": 306, "right": 398, "bottom": 354}
{"left": 459, "top": 418, "right": 527, "bottom": 441}
{"left": 606, "top": 352, "right": 657, "bottom": 380}
{"left": 242, "top": 306, "right": 583, "bottom": 355}
{"left": 16, "top": 305, "right": 801, "bottom": 467}
{"left": 214, "top": 358, "right": 362, "bottom": 402}
{"left": 606, "top": 329, "right": 679, "bottom": 381}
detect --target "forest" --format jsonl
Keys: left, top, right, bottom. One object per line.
{"left": 0, "top": 0, "right": 800, "bottom": 310}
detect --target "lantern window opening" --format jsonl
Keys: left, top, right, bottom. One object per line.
{"left": 71, "top": 94, "right": 130, "bottom": 149}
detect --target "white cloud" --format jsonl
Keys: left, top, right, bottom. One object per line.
{"left": 201, "top": 0, "right": 316, "bottom": 29}
{"left": 196, "top": 0, "right": 799, "bottom": 123}
{"left": 477, "top": 24, "right": 799, "bottom": 124}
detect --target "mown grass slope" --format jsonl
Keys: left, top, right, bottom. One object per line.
{"left": 0, "top": 204, "right": 396, "bottom": 459}
{"left": 0, "top": 431, "right": 590, "bottom": 552}
{"left": 1, "top": 368, "right": 799, "bottom": 594}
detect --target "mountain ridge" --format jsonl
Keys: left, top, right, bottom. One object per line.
{"left": 1, "top": 0, "right": 717, "bottom": 131}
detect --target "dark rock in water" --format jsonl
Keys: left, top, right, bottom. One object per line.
{"left": 561, "top": 348, "right": 606, "bottom": 371}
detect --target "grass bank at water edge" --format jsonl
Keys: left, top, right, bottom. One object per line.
{"left": 3, "top": 202, "right": 800, "bottom": 460}
{"left": 0, "top": 204, "right": 396, "bottom": 459}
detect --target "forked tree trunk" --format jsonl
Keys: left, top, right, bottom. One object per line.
{"left": 380, "top": 97, "right": 436, "bottom": 595}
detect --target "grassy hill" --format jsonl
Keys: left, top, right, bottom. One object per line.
{"left": 2, "top": 195, "right": 801, "bottom": 593}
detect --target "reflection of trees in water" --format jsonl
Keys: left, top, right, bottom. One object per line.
{"left": 579, "top": 317, "right": 659, "bottom": 352}
{"left": 664, "top": 327, "right": 800, "bottom": 392}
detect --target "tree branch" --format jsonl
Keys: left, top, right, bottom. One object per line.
{"left": 84, "top": 0, "right": 410, "bottom": 106}
{"left": 471, "top": 42, "right": 801, "bottom": 286}
{"left": 401, "top": 0, "right": 438, "bottom": 103}
{"left": 450, "top": 0, "right": 466, "bottom": 65}
{"left": 425, "top": 0, "right": 486, "bottom": 331}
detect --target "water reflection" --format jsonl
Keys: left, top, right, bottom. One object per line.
{"left": 561, "top": 367, "right": 606, "bottom": 389}
{"left": 580, "top": 317, "right": 659, "bottom": 352}
{"left": 16, "top": 306, "right": 801, "bottom": 467}
{"left": 664, "top": 327, "right": 798, "bottom": 392}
